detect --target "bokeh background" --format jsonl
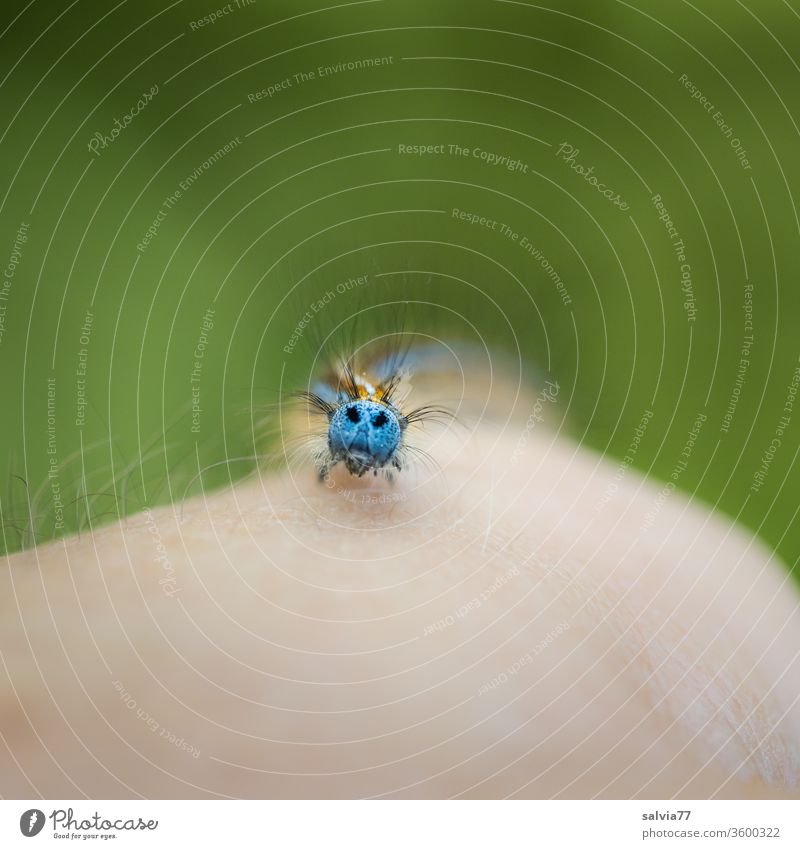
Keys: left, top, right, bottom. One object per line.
{"left": 1, "top": 0, "right": 798, "bottom": 577}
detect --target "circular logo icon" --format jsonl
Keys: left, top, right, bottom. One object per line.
{"left": 19, "top": 809, "right": 46, "bottom": 837}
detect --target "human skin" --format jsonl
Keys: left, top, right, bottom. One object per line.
{"left": 1, "top": 397, "right": 799, "bottom": 799}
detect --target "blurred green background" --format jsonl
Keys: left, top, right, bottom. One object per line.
{"left": 1, "top": 0, "right": 799, "bottom": 576}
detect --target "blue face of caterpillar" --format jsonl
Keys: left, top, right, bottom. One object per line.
{"left": 328, "top": 399, "right": 401, "bottom": 476}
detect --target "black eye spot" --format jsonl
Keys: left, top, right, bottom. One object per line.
{"left": 373, "top": 411, "right": 388, "bottom": 428}
{"left": 346, "top": 405, "right": 361, "bottom": 423}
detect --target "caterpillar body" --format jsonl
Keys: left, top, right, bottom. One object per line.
{"left": 294, "top": 340, "right": 453, "bottom": 482}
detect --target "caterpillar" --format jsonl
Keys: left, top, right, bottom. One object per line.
{"left": 293, "top": 338, "right": 454, "bottom": 482}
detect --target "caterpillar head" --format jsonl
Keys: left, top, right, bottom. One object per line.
{"left": 327, "top": 398, "right": 405, "bottom": 476}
